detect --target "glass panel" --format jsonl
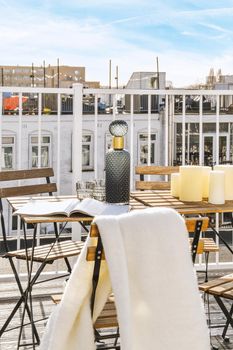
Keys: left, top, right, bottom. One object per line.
{"left": 139, "top": 134, "right": 156, "bottom": 141}
{"left": 41, "top": 146, "right": 49, "bottom": 167}
{"left": 31, "top": 137, "right": 38, "bottom": 143}
{"left": 2, "top": 136, "right": 14, "bottom": 144}
{"left": 82, "top": 145, "right": 90, "bottom": 166}
{"left": 42, "top": 136, "right": 50, "bottom": 143}
{"left": 219, "top": 136, "right": 227, "bottom": 163}
{"left": 189, "top": 135, "right": 199, "bottom": 165}
{"left": 203, "top": 123, "right": 216, "bottom": 133}
{"left": 32, "top": 146, "right": 38, "bottom": 167}
{"left": 204, "top": 136, "right": 214, "bottom": 166}
{"left": 2, "top": 146, "right": 13, "bottom": 168}
{"left": 140, "top": 144, "right": 148, "bottom": 164}
{"left": 220, "top": 123, "right": 228, "bottom": 133}
{"left": 82, "top": 135, "right": 91, "bottom": 142}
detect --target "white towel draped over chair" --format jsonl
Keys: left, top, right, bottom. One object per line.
{"left": 40, "top": 207, "right": 210, "bottom": 350}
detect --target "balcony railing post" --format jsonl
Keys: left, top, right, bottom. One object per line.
{"left": 72, "top": 83, "right": 83, "bottom": 193}
{"left": 72, "top": 84, "right": 83, "bottom": 241}
{"left": 0, "top": 92, "right": 2, "bottom": 171}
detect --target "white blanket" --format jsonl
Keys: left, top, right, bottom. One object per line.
{"left": 40, "top": 207, "right": 210, "bottom": 350}
{"left": 95, "top": 207, "right": 210, "bottom": 350}
{"left": 39, "top": 235, "right": 112, "bottom": 350}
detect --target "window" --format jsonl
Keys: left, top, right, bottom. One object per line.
{"left": 105, "top": 133, "right": 112, "bottom": 153}
{"left": 82, "top": 134, "right": 93, "bottom": 170}
{"left": 30, "top": 135, "right": 51, "bottom": 168}
{"left": 1, "top": 136, "right": 15, "bottom": 169}
{"left": 138, "top": 133, "right": 156, "bottom": 165}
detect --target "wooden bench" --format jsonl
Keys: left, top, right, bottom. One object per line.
{"left": 135, "top": 165, "right": 179, "bottom": 190}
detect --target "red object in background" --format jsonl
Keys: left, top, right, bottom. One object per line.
{"left": 3, "top": 96, "right": 28, "bottom": 111}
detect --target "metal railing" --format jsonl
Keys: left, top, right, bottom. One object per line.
{"left": 1, "top": 84, "right": 233, "bottom": 279}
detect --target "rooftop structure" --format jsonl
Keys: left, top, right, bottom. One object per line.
{"left": 0, "top": 64, "right": 100, "bottom": 89}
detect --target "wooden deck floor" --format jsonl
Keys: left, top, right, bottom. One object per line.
{"left": 0, "top": 271, "right": 233, "bottom": 349}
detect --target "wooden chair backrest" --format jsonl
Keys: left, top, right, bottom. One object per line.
{"left": 135, "top": 166, "right": 179, "bottom": 190}
{"left": 86, "top": 217, "right": 209, "bottom": 261}
{"left": 0, "top": 168, "right": 57, "bottom": 198}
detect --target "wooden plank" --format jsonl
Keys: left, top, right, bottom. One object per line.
{"left": 0, "top": 168, "right": 54, "bottom": 181}
{"left": 208, "top": 281, "right": 233, "bottom": 296}
{"left": 51, "top": 294, "right": 62, "bottom": 304}
{"left": 6, "top": 241, "right": 84, "bottom": 262}
{"left": 0, "top": 183, "right": 57, "bottom": 198}
{"left": 51, "top": 294, "right": 118, "bottom": 328}
{"left": 185, "top": 217, "right": 209, "bottom": 232}
{"left": 90, "top": 223, "right": 99, "bottom": 238}
{"left": 199, "top": 277, "right": 233, "bottom": 292}
{"left": 222, "top": 290, "right": 233, "bottom": 300}
{"left": 135, "top": 181, "right": 170, "bottom": 190}
{"left": 135, "top": 166, "right": 179, "bottom": 175}
{"left": 86, "top": 246, "right": 105, "bottom": 261}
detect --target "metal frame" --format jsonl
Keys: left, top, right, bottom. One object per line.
{"left": 90, "top": 230, "right": 120, "bottom": 350}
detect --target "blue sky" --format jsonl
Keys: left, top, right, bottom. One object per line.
{"left": 1, "top": 0, "right": 233, "bottom": 87}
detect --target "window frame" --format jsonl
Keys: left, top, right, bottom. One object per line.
{"left": 82, "top": 132, "right": 94, "bottom": 171}
{"left": 138, "top": 132, "right": 157, "bottom": 165}
{"left": 29, "top": 134, "right": 52, "bottom": 168}
{"left": 1, "top": 135, "right": 15, "bottom": 169}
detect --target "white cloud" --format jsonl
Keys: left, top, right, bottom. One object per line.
{"left": 1, "top": 1, "right": 233, "bottom": 88}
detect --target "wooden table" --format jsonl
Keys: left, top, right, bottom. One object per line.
{"left": 130, "top": 190, "right": 233, "bottom": 215}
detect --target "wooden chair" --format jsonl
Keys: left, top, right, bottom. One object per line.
{"left": 135, "top": 165, "right": 219, "bottom": 281}
{"left": 85, "top": 218, "right": 212, "bottom": 349}
{"left": 50, "top": 217, "right": 213, "bottom": 349}
{"left": 199, "top": 274, "right": 233, "bottom": 341}
{"left": 135, "top": 165, "right": 179, "bottom": 190}
{"left": 0, "top": 168, "right": 84, "bottom": 346}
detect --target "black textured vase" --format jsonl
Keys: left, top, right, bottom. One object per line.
{"left": 105, "top": 120, "right": 130, "bottom": 204}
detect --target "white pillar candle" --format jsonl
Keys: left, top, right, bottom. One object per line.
{"left": 214, "top": 165, "right": 233, "bottom": 200}
{"left": 179, "top": 166, "right": 203, "bottom": 202}
{"left": 171, "top": 173, "right": 180, "bottom": 197}
{"left": 202, "top": 166, "right": 211, "bottom": 199}
{"left": 208, "top": 170, "right": 225, "bottom": 204}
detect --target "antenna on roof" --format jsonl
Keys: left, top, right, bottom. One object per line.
{"left": 57, "top": 58, "right": 60, "bottom": 88}
{"left": 115, "top": 65, "right": 119, "bottom": 89}
{"left": 43, "top": 60, "right": 46, "bottom": 88}
{"left": 109, "top": 59, "right": 112, "bottom": 89}
{"left": 156, "top": 56, "right": 160, "bottom": 89}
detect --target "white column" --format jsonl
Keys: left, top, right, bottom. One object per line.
{"left": 0, "top": 92, "right": 2, "bottom": 171}
{"left": 147, "top": 94, "right": 151, "bottom": 166}
{"left": 72, "top": 84, "right": 83, "bottom": 241}
{"left": 94, "top": 94, "right": 98, "bottom": 180}
{"left": 57, "top": 93, "right": 61, "bottom": 193}
{"left": 182, "top": 95, "right": 185, "bottom": 165}
{"left": 199, "top": 95, "right": 203, "bottom": 165}
{"left": 38, "top": 93, "right": 42, "bottom": 168}
{"left": 72, "top": 83, "right": 83, "bottom": 192}
{"left": 216, "top": 95, "right": 220, "bottom": 165}
{"left": 130, "top": 94, "right": 134, "bottom": 190}
{"left": 18, "top": 92, "right": 22, "bottom": 169}
{"left": 165, "top": 94, "right": 169, "bottom": 166}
